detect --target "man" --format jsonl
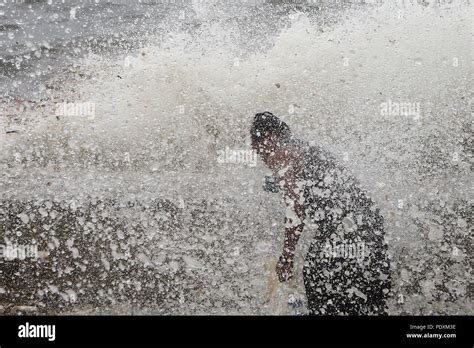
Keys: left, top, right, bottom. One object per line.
{"left": 251, "top": 112, "right": 391, "bottom": 315}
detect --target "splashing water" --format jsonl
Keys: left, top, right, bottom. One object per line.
{"left": 0, "top": 1, "right": 472, "bottom": 315}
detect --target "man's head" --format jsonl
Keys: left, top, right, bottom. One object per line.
{"left": 250, "top": 112, "right": 291, "bottom": 164}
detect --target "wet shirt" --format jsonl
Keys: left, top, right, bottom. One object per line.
{"left": 295, "top": 141, "right": 392, "bottom": 314}
{"left": 299, "top": 143, "right": 385, "bottom": 244}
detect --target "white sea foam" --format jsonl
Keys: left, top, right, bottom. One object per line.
{"left": 0, "top": 1, "right": 471, "bottom": 314}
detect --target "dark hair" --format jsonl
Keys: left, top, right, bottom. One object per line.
{"left": 250, "top": 112, "right": 291, "bottom": 145}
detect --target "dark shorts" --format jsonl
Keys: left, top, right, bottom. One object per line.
{"left": 302, "top": 226, "right": 391, "bottom": 315}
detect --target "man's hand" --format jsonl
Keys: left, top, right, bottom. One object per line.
{"left": 276, "top": 253, "right": 294, "bottom": 282}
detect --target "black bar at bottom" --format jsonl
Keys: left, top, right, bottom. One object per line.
{"left": 0, "top": 315, "right": 471, "bottom": 346}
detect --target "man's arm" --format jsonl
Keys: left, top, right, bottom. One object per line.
{"left": 282, "top": 195, "right": 305, "bottom": 261}
{"left": 273, "top": 149, "right": 305, "bottom": 282}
